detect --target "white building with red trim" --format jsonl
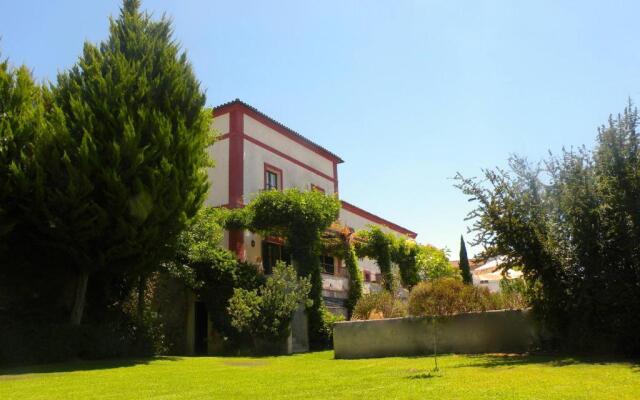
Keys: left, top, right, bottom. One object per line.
{"left": 207, "top": 99, "right": 417, "bottom": 315}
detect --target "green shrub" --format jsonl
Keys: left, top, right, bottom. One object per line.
{"left": 228, "top": 262, "right": 310, "bottom": 353}
{"left": 497, "top": 277, "right": 529, "bottom": 309}
{"left": 319, "top": 307, "right": 345, "bottom": 345}
{"left": 0, "top": 314, "right": 164, "bottom": 366}
{"left": 408, "top": 278, "right": 527, "bottom": 317}
{"left": 351, "top": 291, "right": 407, "bottom": 320}
{"left": 162, "top": 207, "right": 265, "bottom": 352}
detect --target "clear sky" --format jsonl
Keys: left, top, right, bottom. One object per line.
{"left": 2, "top": 1, "right": 640, "bottom": 257}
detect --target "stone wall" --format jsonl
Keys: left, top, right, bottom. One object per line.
{"left": 334, "top": 309, "right": 541, "bottom": 359}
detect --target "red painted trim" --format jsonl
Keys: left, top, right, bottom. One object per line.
{"left": 215, "top": 100, "right": 344, "bottom": 164}
{"left": 341, "top": 200, "right": 417, "bottom": 238}
{"left": 311, "top": 184, "right": 325, "bottom": 193}
{"left": 227, "top": 107, "right": 245, "bottom": 258}
{"left": 243, "top": 134, "right": 336, "bottom": 183}
{"left": 264, "top": 162, "right": 284, "bottom": 190}
{"left": 217, "top": 133, "right": 230, "bottom": 141}
{"left": 333, "top": 163, "right": 339, "bottom": 195}
{"left": 229, "top": 230, "right": 245, "bottom": 260}
{"left": 228, "top": 108, "right": 244, "bottom": 208}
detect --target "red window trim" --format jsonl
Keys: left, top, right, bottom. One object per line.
{"left": 264, "top": 163, "right": 283, "bottom": 191}
{"left": 311, "top": 184, "right": 325, "bottom": 193}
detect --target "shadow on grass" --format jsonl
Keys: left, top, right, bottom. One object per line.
{"left": 406, "top": 370, "right": 442, "bottom": 380}
{"left": 454, "top": 353, "right": 640, "bottom": 370}
{"left": 0, "top": 356, "right": 182, "bottom": 377}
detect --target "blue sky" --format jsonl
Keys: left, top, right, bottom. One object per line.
{"left": 2, "top": 1, "right": 640, "bottom": 257}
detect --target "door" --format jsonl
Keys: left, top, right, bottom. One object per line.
{"left": 194, "top": 301, "right": 208, "bottom": 355}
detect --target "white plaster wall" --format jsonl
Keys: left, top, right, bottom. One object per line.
{"left": 243, "top": 140, "right": 335, "bottom": 202}
{"left": 213, "top": 112, "right": 230, "bottom": 135}
{"left": 243, "top": 114, "right": 335, "bottom": 178}
{"left": 205, "top": 139, "right": 229, "bottom": 207}
{"left": 338, "top": 207, "right": 407, "bottom": 239}
{"left": 244, "top": 231, "right": 263, "bottom": 266}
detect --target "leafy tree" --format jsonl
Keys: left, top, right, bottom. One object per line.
{"left": 0, "top": 56, "right": 78, "bottom": 317}
{"left": 47, "top": 0, "right": 211, "bottom": 324}
{"left": 456, "top": 100, "right": 640, "bottom": 355}
{"left": 416, "top": 244, "right": 458, "bottom": 281}
{"left": 228, "top": 261, "right": 311, "bottom": 349}
{"left": 459, "top": 235, "right": 473, "bottom": 284}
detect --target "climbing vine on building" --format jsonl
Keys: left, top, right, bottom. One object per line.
{"left": 355, "top": 226, "right": 396, "bottom": 291}
{"left": 392, "top": 238, "right": 421, "bottom": 289}
{"left": 225, "top": 188, "right": 341, "bottom": 349}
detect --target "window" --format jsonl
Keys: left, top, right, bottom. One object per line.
{"left": 364, "top": 270, "right": 371, "bottom": 282}
{"left": 265, "top": 170, "right": 279, "bottom": 190}
{"left": 262, "top": 241, "right": 290, "bottom": 275}
{"left": 264, "top": 163, "right": 282, "bottom": 191}
{"left": 320, "top": 255, "right": 335, "bottom": 274}
{"left": 311, "top": 184, "right": 325, "bottom": 193}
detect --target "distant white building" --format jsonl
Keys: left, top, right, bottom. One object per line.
{"left": 471, "top": 257, "right": 522, "bottom": 292}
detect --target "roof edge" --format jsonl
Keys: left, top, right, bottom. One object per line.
{"left": 341, "top": 200, "right": 418, "bottom": 239}
{"left": 213, "top": 99, "right": 344, "bottom": 164}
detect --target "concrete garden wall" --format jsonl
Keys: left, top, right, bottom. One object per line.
{"left": 334, "top": 309, "right": 541, "bottom": 359}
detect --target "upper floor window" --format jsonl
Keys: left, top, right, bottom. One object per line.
{"left": 264, "top": 163, "right": 282, "bottom": 191}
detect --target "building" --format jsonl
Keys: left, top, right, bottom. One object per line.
{"left": 207, "top": 99, "right": 417, "bottom": 315}
{"left": 467, "top": 257, "right": 523, "bottom": 292}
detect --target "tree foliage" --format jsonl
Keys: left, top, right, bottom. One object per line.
{"left": 162, "top": 207, "right": 263, "bottom": 349}
{"left": 458, "top": 236, "right": 473, "bottom": 284}
{"left": 416, "top": 244, "right": 459, "bottom": 281}
{"left": 343, "top": 237, "right": 363, "bottom": 317}
{"left": 393, "top": 238, "right": 421, "bottom": 289}
{"left": 228, "top": 262, "right": 311, "bottom": 346}
{"left": 407, "top": 278, "right": 524, "bottom": 317}
{"left": 351, "top": 291, "right": 407, "bottom": 320}
{"left": 355, "top": 226, "right": 395, "bottom": 291}
{"left": 226, "top": 188, "right": 341, "bottom": 349}
{"left": 0, "top": 57, "right": 77, "bottom": 318}
{"left": 43, "top": 0, "right": 212, "bottom": 324}
{"left": 456, "top": 100, "right": 640, "bottom": 355}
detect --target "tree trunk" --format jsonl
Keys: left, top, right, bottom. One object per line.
{"left": 70, "top": 271, "right": 89, "bottom": 325}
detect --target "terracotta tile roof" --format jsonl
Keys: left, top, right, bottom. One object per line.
{"left": 213, "top": 99, "right": 344, "bottom": 163}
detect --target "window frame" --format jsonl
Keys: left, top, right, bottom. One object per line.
{"left": 264, "top": 163, "right": 283, "bottom": 191}
{"left": 320, "top": 254, "right": 335, "bottom": 275}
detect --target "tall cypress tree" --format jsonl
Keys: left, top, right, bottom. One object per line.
{"left": 459, "top": 235, "right": 473, "bottom": 284}
{"left": 0, "top": 56, "right": 64, "bottom": 269}
{"left": 48, "top": 0, "right": 211, "bottom": 324}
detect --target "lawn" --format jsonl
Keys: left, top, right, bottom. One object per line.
{"left": 1, "top": 351, "right": 638, "bottom": 399}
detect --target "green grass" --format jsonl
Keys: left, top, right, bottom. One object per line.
{"left": 1, "top": 351, "right": 638, "bottom": 399}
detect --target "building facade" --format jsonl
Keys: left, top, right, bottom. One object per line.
{"left": 207, "top": 99, "right": 417, "bottom": 316}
